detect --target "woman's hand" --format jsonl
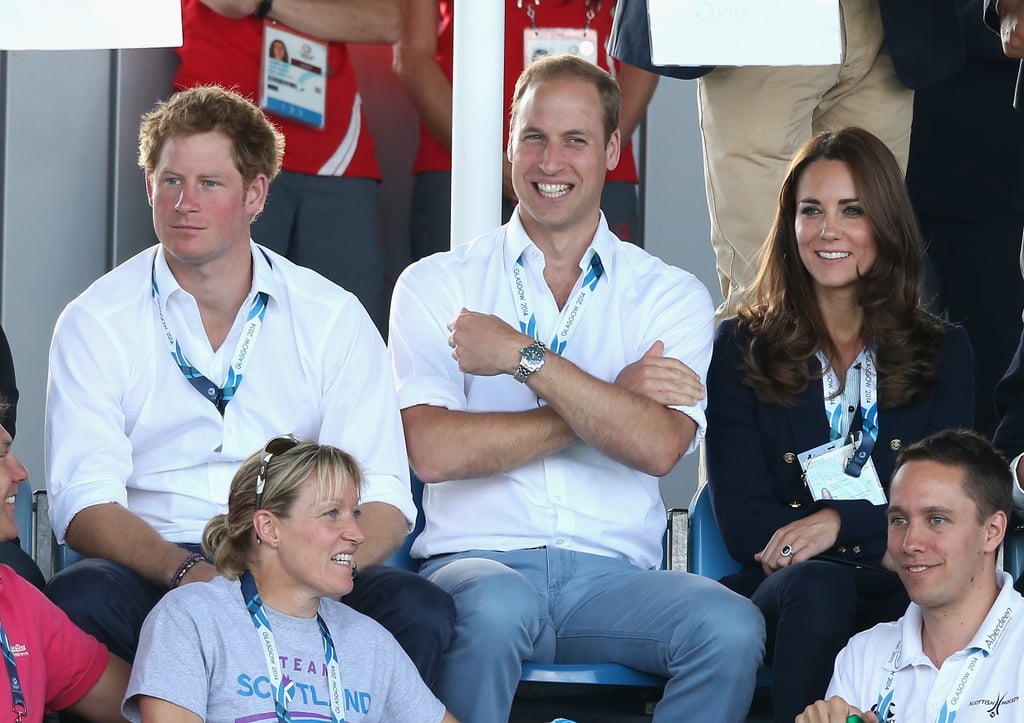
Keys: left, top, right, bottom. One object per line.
{"left": 755, "top": 507, "right": 841, "bottom": 576}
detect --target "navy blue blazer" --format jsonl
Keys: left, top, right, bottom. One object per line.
{"left": 994, "top": 327, "right": 1024, "bottom": 464}
{"left": 705, "top": 318, "right": 974, "bottom": 593}
{"left": 610, "top": 0, "right": 965, "bottom": 90}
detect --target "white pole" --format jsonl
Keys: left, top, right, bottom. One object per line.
{"left": 450, "top": 0, "right": 504, "bottom": 248}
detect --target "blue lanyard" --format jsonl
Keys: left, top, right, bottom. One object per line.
{"left": 875, "top": 640, "right": 990, "bottom": 723}
{"left": 509, "top": 249, "right": 603, "bottom": 355}
{"left": 150, "top": 258, "right": 269, "bottom": 416}
{"left": 818, "top": 347, "right": 878, "bottom": 478}
{"left": 0, "top": 622, "right": 26, "bottom": 723}
{"left": 240, "top": 571, "right": 346, "bottom": 723}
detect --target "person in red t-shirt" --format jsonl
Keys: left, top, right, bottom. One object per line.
{"left": 0, "top": 409, "right": 129, "bottom": 722}
{"left": 176, "top": 0, "right": 400, "bottom": 331}
{"left": 394, "top": 0, "right": 658, "bottom": 257}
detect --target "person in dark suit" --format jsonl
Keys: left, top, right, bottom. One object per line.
{"left": 992, "top": 329, "right": 1024, "bottom": 594}
{"left": 706, "top": 128, "right": 975, "bottom": 723}
{"left": 984, "top": 0, "right": 1024, "bottom": 108}
{"left": 907, "top": 0, "right": 1024, "bottom": 437}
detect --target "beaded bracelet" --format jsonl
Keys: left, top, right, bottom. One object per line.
{"left": 170, "top": 552, "right": 205, "bottom": 589}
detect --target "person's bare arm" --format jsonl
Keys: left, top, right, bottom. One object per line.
{"left": 448, "top": 310, "right": 697, "bottom": 477}
{"left": 64, "top": 654, "right": 132, "bottom": 723}
{"left": 616, "top": 61, "right": 659, "bottom": 143}
{"left": 137, "top": 696, "right": 204, "bottom": 723}
{"left": 64, "top": 503, "right": 216, "bottom": 589}
{"left": 402, "top": 404, "right": 577, "bottom": 483}
{"left": 393, "top": 0, "right": 453, "bottom": 150}
{"left": 200, "top": 0, "right": 400, "bottom": 43}
{"left": 351, "top": 500, "right": 407, "bottom": 566}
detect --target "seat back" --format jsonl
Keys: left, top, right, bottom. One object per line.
{"left": 1005, "top": 522, "right": 1024, "bottom": 581}
{"left": 14, "top": 482, "right": 33, "bottom": 556}
{"left": 687, "top": 482, "right": 741, "bottom": 578}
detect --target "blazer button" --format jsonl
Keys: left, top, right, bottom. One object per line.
{"left": 783, "top": 452, "right": 797, "bottom": 464}
{"left": 890, "top": 439, "right": 902, "bottom": 452}
{"left": 788, "top": 501, "right": 802, "bottom": 508}
{"left": 852, "top": 545, "right": 861, "bottom": 553}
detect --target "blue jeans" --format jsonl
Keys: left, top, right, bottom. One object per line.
{"left": 420, "top": 547, "right": 765, "bottom": 723}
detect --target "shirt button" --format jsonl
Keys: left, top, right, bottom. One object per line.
{"left": 553, "top": 496, "right": 563, "bottom": 503}
{"left": 555, "top": 538, "right": 565, "bottom": 546}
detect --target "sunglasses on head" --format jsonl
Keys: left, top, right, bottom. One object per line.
{"left": 254, "top": 434, "right": 301, "bottom": 510}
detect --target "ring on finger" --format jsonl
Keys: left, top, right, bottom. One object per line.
{"left": 780, "top": 544, "right": 795, "bottom": 558}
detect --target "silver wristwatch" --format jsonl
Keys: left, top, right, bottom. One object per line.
{"left": 513, "top": 341, "right": 546, "bottom": 383}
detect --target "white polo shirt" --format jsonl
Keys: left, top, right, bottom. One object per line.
{"left": 827, "top": 571, "right": 1024, "bottom": 722}
{"left": 389, "top": 211, "right": 714, "bottom": 569}
{"left": 46, "top": 243, "right": 413, "bottom": 543}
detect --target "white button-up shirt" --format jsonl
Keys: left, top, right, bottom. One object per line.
{"left": 389, "top": 212, "right": 714, "bottom": 569}
{"left": 46, "top": 243, "right": 412, "bottom": 543}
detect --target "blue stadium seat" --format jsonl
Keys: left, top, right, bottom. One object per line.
{"left": 14, "top": 481, "right": 33, "bottom": 557}
{"left": 688, "top": 482, "right": 773, "bottom": 689}
{"left": 687, "top": 482, "right": 740, "bottom": 579}
{"left": 1005, "top": 520, "right": 1024, "bottom": 581}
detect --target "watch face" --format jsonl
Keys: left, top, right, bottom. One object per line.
{"left": 522, "top": 344, "right": 545, "bottom": 369}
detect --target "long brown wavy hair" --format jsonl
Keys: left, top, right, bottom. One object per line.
{"left": 736, "top": 127, "right": 942, "bottom": 407}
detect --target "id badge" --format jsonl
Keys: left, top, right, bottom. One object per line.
{"left": 259, "top": 22, "right": 327, "bottom": 129}
{"left": 523, "top": 28, "right": 599, "bottom": 67}
{"left": 800, "top": 437, "right": 886, "bottom": 506}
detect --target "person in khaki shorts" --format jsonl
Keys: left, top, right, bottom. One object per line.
{"left": 609, "top": 0, "right": 965, "bottom": 317}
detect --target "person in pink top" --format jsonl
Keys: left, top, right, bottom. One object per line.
{"left": 0, "top": 405, "right": 129, "bottom": 722}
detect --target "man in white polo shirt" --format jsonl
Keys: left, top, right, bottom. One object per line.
{"left": 389, "top": 54, "right": 765, "bottom": 723}
{"left": 797, "top": 429, "right": 1024, "bottom": 723}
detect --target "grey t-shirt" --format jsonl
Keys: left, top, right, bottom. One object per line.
{"left": 124, "top": 575, "right": 446, "bottom": 723}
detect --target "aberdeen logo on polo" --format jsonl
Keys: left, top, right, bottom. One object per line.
{"left": 968, "top": 692, "right": 1019, "bottom": 718}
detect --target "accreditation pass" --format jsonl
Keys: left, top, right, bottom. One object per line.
{"left": 259, "top": 22, "right": 327, "bottom": 129}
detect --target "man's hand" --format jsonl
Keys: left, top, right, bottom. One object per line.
{"left": 200, "top": 0, "right": 259, "bottom": 18}
{"left": 999, "top": 0, "right": 1024, "bottom": 58}
{"left": 448, "top": 309, "right": 532, "bottom": 376}
{"left": 796, "top": 696, "right": 877, "bottom": 723}
{"left": 755, "top": 508, "right": 841, "bottom": 576}
{"left": 615, "top": 340, "right": 706, "bottom": 407}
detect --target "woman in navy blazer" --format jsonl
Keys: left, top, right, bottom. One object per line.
{"left": 705, "top": 128, "right": 974, "bottom": 723}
